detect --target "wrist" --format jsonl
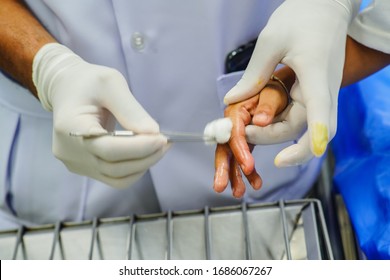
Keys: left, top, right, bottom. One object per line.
{"left": 272, "top": 66, "right": 296, "bottom": 92}
{"left": 265, "top": 74, "right": 291, "bottom": 109}
{"left": 32, "top": 43, "right": 80, "bottom": 111}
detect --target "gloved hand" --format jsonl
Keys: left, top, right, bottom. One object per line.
{"left": 224, "top": 0, "right": 361, "bottom": 165}
{"left": 33, "top": 43, "right": 169, "bottom": 188}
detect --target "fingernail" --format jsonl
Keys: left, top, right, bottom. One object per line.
{"left": 253, "top": 113, "right": 270, "bottom": 124}
{"left": 274, "top": 154, "right": 296, "bottom": 167}
{"left": 311, "top": 122, "right": 328, "bottom": 157}
{"left": 250, "top": 176, "right": 262, "bottom": 190}
{"left": 223, "top": 90, "right": 236, "bottom": 105}
{"left": 274, "top": 149, "right": 304, "bottom": 167}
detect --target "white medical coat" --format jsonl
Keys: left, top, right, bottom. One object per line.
{"left": 349, "top": 0, "right": 390, "bottom": 54}
{"left": 0, "top": 0, "right": 323, "bottom": 229}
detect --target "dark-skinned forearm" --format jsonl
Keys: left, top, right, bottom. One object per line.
{"left": 342, "top": 36, "right": 390, "bottom": 87}
{"left": 0, "top": 0, "right": 56, "bottom": 97}
{"left": 274, "top": 36, "right": 390, "bottom": 90}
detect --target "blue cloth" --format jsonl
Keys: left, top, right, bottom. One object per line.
{"left": 331, "top": 66, "right": 390, "bottom": 259}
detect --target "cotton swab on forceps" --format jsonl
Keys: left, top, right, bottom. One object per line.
{"left": 69, "top": 130, "right": 215, "bottom": 143}
{"left": 70, "top": 118, "right": 233, "bottom": 144}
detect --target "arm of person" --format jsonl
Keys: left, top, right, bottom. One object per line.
{"left": 342, "top": 36, "right": 390, "bottom": 87}
{"left": 0, "top": 0, "right": 169, "bottom": 188}
{"left": 0, "top": 0, "right": 56, "bottom": 97}
{"left": 262, "top": 36, "right": 390, "bottom": 96}
{"left": 250, "top": 35, "right": 390, "bottom": 125}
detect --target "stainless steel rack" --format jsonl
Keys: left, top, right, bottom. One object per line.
{"left": 0, "top": 199, "right": 332, "bottom": 260}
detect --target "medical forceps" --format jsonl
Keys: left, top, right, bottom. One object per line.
{"left": 69, "top": 130, "right": 214, "bottom": 143}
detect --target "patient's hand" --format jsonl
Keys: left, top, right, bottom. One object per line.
{"left": 213, "top": 81, "right": 289, "bottom": 198}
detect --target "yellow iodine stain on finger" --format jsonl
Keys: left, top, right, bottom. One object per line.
{"left": 311, "top": 123, "right": 328, "bottom": 157}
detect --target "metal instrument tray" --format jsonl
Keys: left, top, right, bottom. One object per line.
{"left": 0, "top": 199, "right": 333, "bottom": 260}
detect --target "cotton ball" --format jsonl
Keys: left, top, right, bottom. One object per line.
{"left": 203, "top": 118, "right": 232, "bottom": 145}
{"left": 203, "top": 120, "right": 217, "bottom": 145}
{"left": 214, "top": 118, "right": 233, "bottom": 143}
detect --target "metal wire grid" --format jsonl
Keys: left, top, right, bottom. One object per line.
{"left": 0, "top": 199, "right": 333, "bottom": 260}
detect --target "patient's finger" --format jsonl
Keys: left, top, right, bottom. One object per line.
{"left": 225, "top": 95, "right": 258, "bottom": 176}
{"left": 214, "top": 143, "right": 231, "bottom": 193}
{"left": 229, "top": 158, "right": 246, "bottom": 198}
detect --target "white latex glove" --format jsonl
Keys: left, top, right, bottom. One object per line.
{"left": 33, "top": 43, "right": 169, "bottom": 188}
{"left": 224, "top": 0, "right": 361, "bottom": 166}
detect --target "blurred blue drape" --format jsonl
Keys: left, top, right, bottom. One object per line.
{"left": 332, "top": 65, "right": 390, "bottom": 260}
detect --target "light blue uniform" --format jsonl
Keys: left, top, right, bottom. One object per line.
{"left": 348, "top": 0, "right": 390, "bottom": 54}
{"left": 0, "top": 0, "right": 322, "bottom": 230}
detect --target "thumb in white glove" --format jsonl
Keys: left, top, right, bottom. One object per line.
{"left": 224, "top": 0, "right": 361, "bottom": 163}
{"left": 33, "top": 43, "right": 169, "bottom": 188}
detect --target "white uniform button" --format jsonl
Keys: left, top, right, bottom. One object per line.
{"left": 131, "top": 32, "right": 145, "bottom": 51}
